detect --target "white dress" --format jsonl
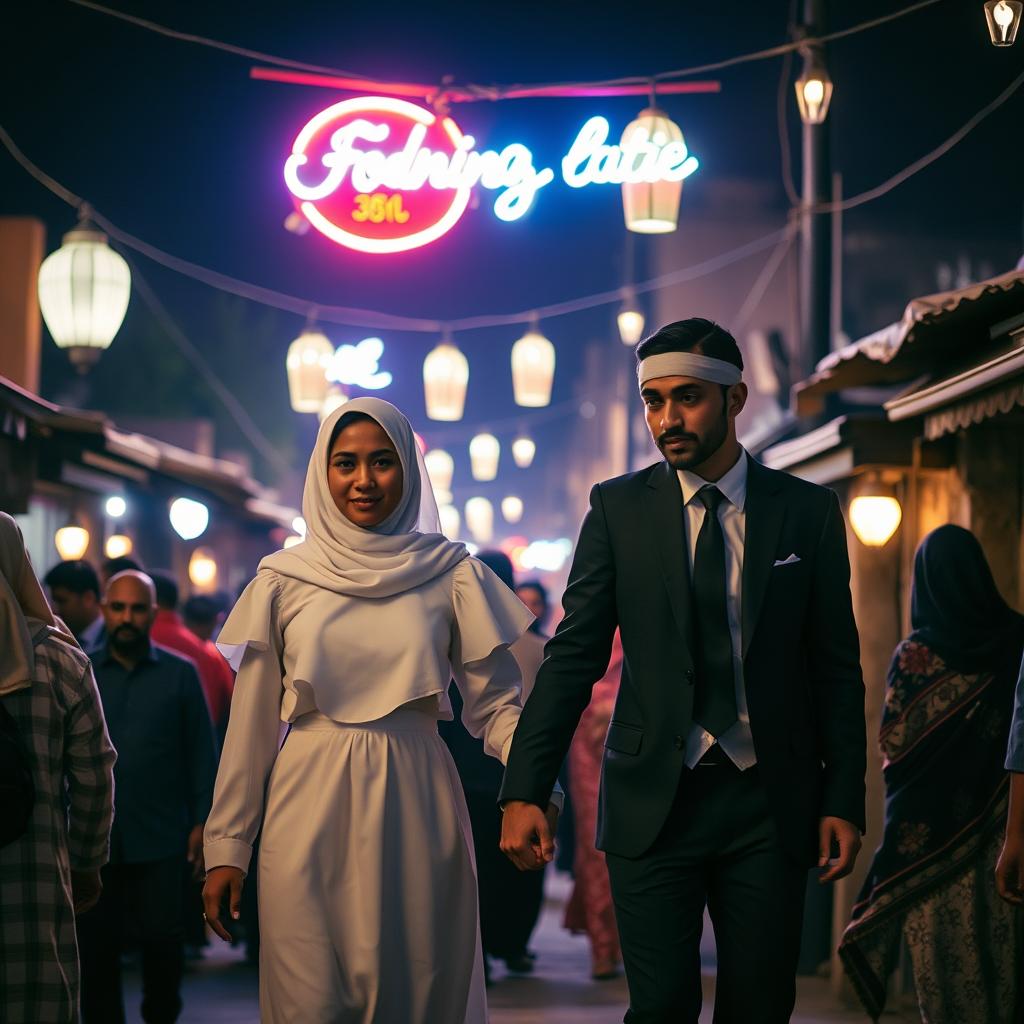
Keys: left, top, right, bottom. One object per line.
{"left": 203, "top": 556, "right": 532, "bottom": 1024}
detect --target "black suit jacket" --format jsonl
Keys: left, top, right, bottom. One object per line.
{"left": 499, "top": 454, "right": 867, "bottom": 864}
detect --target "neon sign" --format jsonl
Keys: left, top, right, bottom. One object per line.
{"left": 284, "top": 97, "right": 699, "bottom": 254}
{"left": 326, "top": 337, "right": 392, "bottom": 390}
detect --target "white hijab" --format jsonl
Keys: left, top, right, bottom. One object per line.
{"left": 260, "top": 397, "right": 468, "bottom": 598}
{"left": 0, "top": 512, "right": 75, "bottom": 695}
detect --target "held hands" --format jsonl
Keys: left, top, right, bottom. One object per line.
{"left": 202, "top": 866, "right": 245, "bottom": 941}
{"left": 817, "top": 816, "right": 862, "bottom": 883}
{"left": 995, "top": 835, "right": 1024, "bottom": 905}
{"left": 500, "top": 800, "right": 560, "bottom": 871}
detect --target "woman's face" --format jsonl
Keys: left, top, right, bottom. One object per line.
{"left": 327, "top": 418, "right": 405, "bottom": 528}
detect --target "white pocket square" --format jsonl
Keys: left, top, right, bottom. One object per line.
{"left": 773, "top": 554, "right": 801, "bottom": 567}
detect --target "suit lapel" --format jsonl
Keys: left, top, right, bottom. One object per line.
{"left": 742, "top": 455, "right": 786, "bottom": 657}
{"left": 645, "top": 462, "right": 693, "bottom": 648}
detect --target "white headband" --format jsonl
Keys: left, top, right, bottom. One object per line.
{"left": 637, "top": 352, "right": 742, "bottom": 388}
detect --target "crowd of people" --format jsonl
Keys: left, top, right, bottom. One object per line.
{"left": 0, "top": 319, "right": 1022, "bottom": 1024}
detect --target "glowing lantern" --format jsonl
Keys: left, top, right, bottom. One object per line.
{"left": 985, "top": 1, "right": 1022, "bottom": 44}
{"left": 37, "top": 224, "right": 131, "bottom": 372}
{"left": 54, "top": 526, "right": 89, "bottom": 560}
{"left": 286, "top": 330, "right": 334, "bottom": 414}
{"left": 292, "top": 516, "right": 307, "bottom": 537}
{"left": 469, "top": 433, "right": 500, "bottom": 481}
{"left": 188, "top": 548, "right": 218, "bottom": 590}
{"left": 501, "top": 496, "right": 524, "bottom": 524}
{"left": 283, "top": 534, "right": 303, "bottom": 549}
{"left": 849, "top": 496, "right": 902, "bottom": 547}
{"left": 512, "top": 437, "right": 536, "bottom": 468}
{"left": 465, "top": 497, "right": 494, "bottom": 543}
{"left": 620, "top": 108, "right": 688, "bottom": 234}
{"left": 424, "top": 449, "right": 455, "bottom": 503}
{"left": 511, "top": 330, "right": 555, "bottom": 407}
{"left": 423, "top": 341, "right": 469, "bottom": 421}
{"left": 795, "top": 53, "right": 834, "bottom": 125}
{"left": 104, "top": 534, "right": 133, "bottom": 559}
{"left": 319, "top": 385, "right": 349, "bottom": 422}
{"left": 438, "top": 504, "right": 461, "bottom": 539}
{"left": 169, "top": 497, "right": 209, "bottom": 541}
{"left": 105, "top": 495, "right": 127, "bottom": 519}
{"left": 618, "top": 304, "right": 645, "bottom": 346}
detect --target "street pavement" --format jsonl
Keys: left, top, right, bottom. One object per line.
{"left": 124, "top": 873, "right": 914, "bottom": 1023}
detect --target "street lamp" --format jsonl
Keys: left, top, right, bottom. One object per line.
{"left": 985, "top": 1, "right": 1022, "bottom": 44}
{"left": 795, "top": 50, "right": 834, "bottom": 125}
{"left": 423, "top": 339, "right": 469, "bottom": 421}
{"left": 511, "top": 328, "right": 555, "bottom": 407}
{"left": 37, "top": 221, "right": 131, "bottom": 372}
{"left": 286, "top": 329, "right": 334, "bottom": 414}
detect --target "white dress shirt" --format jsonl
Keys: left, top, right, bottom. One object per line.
{"left": 677, "top": 449, "right": 757, "bottom": 770}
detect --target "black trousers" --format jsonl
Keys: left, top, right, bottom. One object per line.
{"left": 464, "top": 790, "right": 545, "bottom": 959}
{"left": 77, "top": 857, "right": 186, "bottom": 1024}
{"left": 606, "top": 759, "right": 808, "bottom": 1024}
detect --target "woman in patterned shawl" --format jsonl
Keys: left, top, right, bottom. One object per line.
{"left": 839, "top": 524, "right": 1024, "bottom": 1023}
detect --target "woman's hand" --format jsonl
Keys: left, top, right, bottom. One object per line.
{"left": 202, "top": 866, "right": 245, "bottom": 941}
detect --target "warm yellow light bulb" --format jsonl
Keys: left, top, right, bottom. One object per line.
{"left": 849, "top": 496, "right": 902, "bottom": 547}
{"left": 803, "top": 78, "right": 825, "bottom": 105}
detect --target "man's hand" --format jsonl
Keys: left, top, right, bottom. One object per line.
{"left": 187, "top": 824, "right": 205, "bottom": 881}
{"left": 996, "top": 835, "right": 1024, "bottom": 905}
{"left": 817, "top": 816, "right": 862, "bottom": 883}
{"left": 202, "top": 866, "right": 245, "bottom": 942}
{"left": 70, "top": 868, "right": 103, "bottom": 915}
{"left": 500, "top": 800, "right": 558, "bottom": 871}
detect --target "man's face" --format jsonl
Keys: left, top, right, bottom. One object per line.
{"left": 102, "top": 575, "right": 157, "bottom": 652}
{"left": 641, "top": 375, "right": 745, "bottom": 472}
{"left": 516, "top": 585, "right": 547, "bottom": 624}
{"left": 48, "top": 586, "right": 99, "bottom": 635}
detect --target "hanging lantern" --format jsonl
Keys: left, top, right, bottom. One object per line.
{"left": 319, "top": 384, "right": 349, "bottom": 422}
{"left": 849, "top": 496, "right": 902, "bottom": 547}
{"left": 617, "top": 304, "right": 645, "bottom": 346}
{"left": 37, "top": 223, "right": 131, "bottom": 372}
{"left": 423, "top": 340, "right": 469, "bottom": 421}
{"left": 465, "top": 497, "right": 494, "bottom": 543}
{"left": 438, "top": 503, "right": 461, "bottom": 539}
{"left": 985, "top": 0, "right": 1022, "bottom": 44}
{"left": 286, "top": 329, "right": 334, "bottom": 414}
{"left": 105, "top": 495, "right": 127, "bottom": 519}
{"left": 469, "top": 433, "right": 500, "bottom": 481}
{"left": 620, "top": 108, "right": 688, "bottom": 234}
{"left": 511, "top": 436, "right": 536, "bottom": 468}
{"left": 188, "top": 548, "right": 218, "bottom": 590}
{"left": 501, "top": 496, "right": 524, "bottom": 524}
{"left": 104, "top": 534, "right": 133, "bottom": 559}
{"left": 54, "top": 525, "right": 89, "bottom": 560}
{"left": 424, "top": 449, "right": 455, "bottom": 503}
{"left": 169, "top": 497, "right": 209, "bottom": 541}
{"left": 795, "top": 51, "right": 834, "bottom": 125}
{"left": 511, "top": 329, "right": 555, "bottom": 407}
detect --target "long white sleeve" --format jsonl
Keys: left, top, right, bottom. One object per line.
{"left": 452, "top": 645, "right": 524, "bottom": 765}
{"left": 204, "top": 588, "right": 285, "bottom": 875}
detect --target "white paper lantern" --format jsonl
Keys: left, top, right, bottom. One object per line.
{"left": 617, "top": 305, "right": 645, "bottom": 346}
{"left": 188, "top": 548, "right": 218, "bottom": 589}
{"left": 501, "top": 496, "right": 524, "bottom": 524}
{"left": 424, "top": 449, "right": 455, "bottom": 502}
{"left": 423, "top": 341, "right": 469, "bottom": 421}
{"left": 465, "top": 497, "right": 494, "bottom": 543}
{"left": 620, "top": 108, "right": 687, "bottom": 234}
{"left": 469, "top": 433, "right": 500, "bottom": 481}
{"left": 54, "top": 526, "right": 89, "bottom": 560}
{"left": 438, "top": 504, "right": 461, "bottom": 539}
{"left": 511, "top": 330, "right": 555, "bottom": 407}
{"left": 169, "top": 497, "right": 209, "bottom": 541}
{"left": 319, "top": 385, "right": 349, "bottom": 422}
{"left": 849, "top": 496, "right": 902, "bottom": 547}
{"left": 511, "top": 437, "right": 536, "bottom": 468}
{"left": 37, "top": 226, "right": 131, "bottom": 371}
{"left": 286, "top": 330, "right": 334, "bottom": 414}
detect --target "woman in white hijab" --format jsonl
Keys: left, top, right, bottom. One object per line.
{"left": 0, "top": 512, "right": 116, "bottom": 1024}
{"left": 203, "top": 398, "right": 556, "bottom": 1023}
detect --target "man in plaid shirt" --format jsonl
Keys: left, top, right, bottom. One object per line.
{"left": 0, "top": 513, "right": 116, "bottom": 1024}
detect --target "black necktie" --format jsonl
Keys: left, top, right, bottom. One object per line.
{"left": 691, "top": 486, "right": 738, "bottom": 738}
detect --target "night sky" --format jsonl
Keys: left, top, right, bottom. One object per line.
{"left": 3, "top": 0, "right": 1020, "bottom": 502}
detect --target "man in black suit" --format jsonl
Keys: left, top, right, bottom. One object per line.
{"left": 500, "top": 319, "right": 866, "bottom": 1023}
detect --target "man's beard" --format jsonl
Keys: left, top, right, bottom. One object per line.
{"left": 109, "top": 624, "right": 148, "bottom": 654}
{"left": 657, "top": 411, "right": 729, "bottom": 471}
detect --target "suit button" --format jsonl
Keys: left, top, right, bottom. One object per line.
{"left": 685, "top": 669, "right": 695, "bottom": 685}
{"left": 673, "top": 735, "right": 685, "bottom": 750}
